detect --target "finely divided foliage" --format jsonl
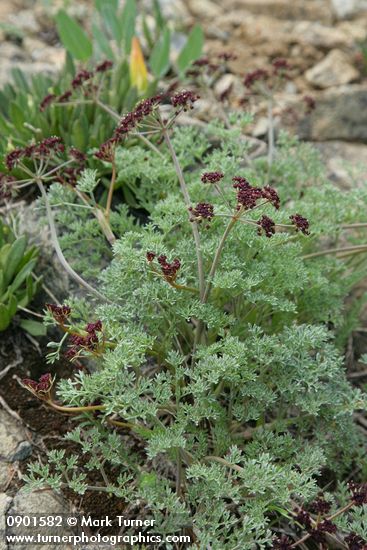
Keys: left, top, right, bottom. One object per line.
{"left": 6, "top": 80, "right": 367, "bottom": 548}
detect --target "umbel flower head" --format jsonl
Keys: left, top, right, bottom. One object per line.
{"left": 201, "top": 171, "right": 224, "bottom": 184}
{"left": 290, "top": 213, "right": 310, "bottom": 235}
{"left": 66, "top": 320, "right": 103, "bottom": 360}
{"left": 5, "top": 136, "right": 65, "bottom": 171}
{"left": 22, "top": 373, "right": 54, "bottom": 400}
{"left": 146, "top": 252, "right": 181, "bottom": 284}
{"left": 46, "top": 303, "right": 71, "bottom": 325}
{"left": 189, "top": 202, "right": 214, "bottom": 225}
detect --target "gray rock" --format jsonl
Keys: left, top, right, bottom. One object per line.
{"left": 0, "top": 463, "right": 10, "bottom": 491}
{"left": 7, "top": 10, "right": 40, "bottom": 34}
{"left": 331, "top": 0, "right": 367, "bottom": 18}
{"left": 0, "top": 410, "right": 31, "bottom": 463}
{"left": 315, "top": 141, "right": 367, "bottom": 188}
{"left": 291, "top": 21, "right": 352, "bottom": 48}
{"left": 0, "top": 493, "right": 13, "bottom": 550}
{"left": 297, "top": 84, "right": 367, "bottom": 142}
{"left": 11, "top": 442, "right": 32, "bottom": 463}
{"left": 8, "top": 490, "right": 72, "bottom": 550}
{"left": 305, "top": 49, "right": 359, "bottom": 88}
{"left": 224, "top": 0, "right": 333, "bottom": 22}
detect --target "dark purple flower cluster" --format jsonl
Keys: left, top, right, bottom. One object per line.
{"left": 69, "top": 147, "right": 87, "bottom": 164}
{"left": 303, "top": 95, "right": 316, "bottom": 114}
{"left": 40, "top": 94, "right": 56, "bottom": 112}
{"left": 244, "top": 68, "right": 269, "bottom": 89}
{"left": 309, "top": 496, "right": 332, "bottom": 515}
{"left": 22, "top": 373, "right": 53, "bottom": 396}
{"left": 39, "top": 61, "right": 113, "bottom": 111}
{"left": 189, "top": 202, "right": 214, "bottom": 224}
{"left": 201, "top": 171, "right": 224, "bottom": 184}
{"left": 5, "top": 137, "right": 65, "bottom": 170}
{"left": 171, "top": 90, "right": 199, "bottom": 111}
{"left": 58, "top": 90, "right": 72, "bottom": 103}
{"left": 66, "top": 320, "right": 103, "bottom": 359}
{"left": 289, "top": 214, "right": 310, "bottom": 235}
{"left": 146, "top": 251, "right": 156, "bottom": 262}
{"left": 257, "top": 214, "right": 276, "bottom": 237}
{"left": 71, "top": 69, "right": 93, "bottom": 89}
{"left": 262, "top": 185, "right": 280, "bottom": 209}
{"left": 96, "top": 60, "right": 113, "bottom": 73}
{"left": 272, "top": 58, "right": 291, "bottom": 74}
{"left": 157, "top": 254, "right": 181, "bottom": 282}
{"left": 146, "top": 252, "right": 181, "bottom": 282}
{"left": 295, "top": 509, "right": 312, "bottom": 529}
{"left": 46, "top": 303, "right": 71, "bottom": 325}
{"left": 95, "top": 138, "right": 117, "bottom": 162}
{"left": 244, "top": 59, "right": 291, "bottom": 90}
{"left": 348, "top": 482, "right": 367, "bottom": 506}
{"left": 233, "top": 176, "right": 263, "bottom": 210}
{"left": 218, "top": 52, "right": 238, "bottom": 62}
{"left": 114, "top": 96, "right": 162, "bottom": 140}
{"left": 271, "top": 535, "right": 292, "bottom": 549}
{"left": 345, "top": 532, "right": 367, "bottom": 550}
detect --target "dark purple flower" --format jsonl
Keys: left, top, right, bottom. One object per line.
{"left": 157, "top": 254, "right": 181, "bottom": 282}
{"left": 72, "top": 69, "right": 93, "bottom": 89}
{"left": 96, "top": 60, "right": 113, "bottom": 73}
{"left": 86, "top": 320, "right": 102, "bottom": 334}
{"left": 303, "top": 95, "right": 316, "bottom": 114}
{"left": 257, "top": 215, "right": 276, "bottom": 237}
{"left": 95, "top": 138, "right": 117, "bottom": 162}
{"left": 22, "top": 373, "right": 53, "bottom": 397}
{"left": 170, "top": 90, "right": 199, "bottom": 111}
{"left": 46, "top": 303, "right": 71, "bottom": 324}
{"left": 244, "top": 68, "right": 268, "bottom": 89}
{"left": 69, "top": 147, "right": 87, "bottom": 164}
{"left": 40, "top": 94, "right": 56, "bottom": 112}
{"left": 262, "top": 185, "right": 280, "bottom": 209}
{"left": 58, "top": 90, "right": 72, "bottom": 103}
{"left": 146, "top": 251, "right": 156, "bottom": 262}
{"left": 348, "top": 482, "right": 367, "bottom": 506}
{"left": 345, "top": 532, "right": 367, "bottom": 550}
{"left": 290, "top": 213, "right": 310, "bottom": 235}
{"left": 295, "top": 509, "right": 312, "bottom": 529}
{"left": 189, "top": 202, "right": 214, "bottom": 224}
{"left": 201, "top": 171, "right": 224, "bottom": 184}
{"left": 309, "top": 496, "right": 332, "bottom": 515}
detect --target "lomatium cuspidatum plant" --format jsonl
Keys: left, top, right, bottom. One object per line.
{"left": 6, "top": 88, "right": 367, "bottom": 548}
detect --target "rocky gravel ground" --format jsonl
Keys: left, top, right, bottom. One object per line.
{"left": 1, "top": 0, "right": 367, "bottom": 547}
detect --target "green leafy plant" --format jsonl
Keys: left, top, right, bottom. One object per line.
{"left": 0, "top": 218, "right": 40, "bottom": 333}
{"left": 9, "top": 81, "right": 367, "bottom": 548}
{"left": 0, "top": 1, "right": 204, "bottom": 208}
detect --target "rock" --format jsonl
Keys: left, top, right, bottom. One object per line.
{"left": 331, "top": 0, "right": 367, "bottom": 19}
{"left": 0, "top": 493, "right": 12, "bottom": 550}
{"left": 186, "top": 0, "right": 223, "bottom": 18}
{"left": 297, "top": 84, "right": 367, "bottom": 142}
{"left": 7, "top": 10, "right": 40, "bottom": 34}
{"left": 223, "top": 0, "right": 332, "bottom": 22}
{"left": 0, "top": 410, "right": 31, "bottom": 463}
{"left": 305, "top": 49, "right": 359, "bottom": 88}
{"left": 315, "top": 141, "right": 367, "bottom": 188}
{"left": 8, "top": 490, "right": 72, "bottom": 550}
{"left": 11, "top": 441, "right": 32, "bottom": 462}
{"left": 291, "top": 21, "right": 352, "bottom": 48}
{"left": 214, "top": 73, "right": 243, "bottom": 99}
{"left": 23, "top": 38, "right": 65, "bottom": 67}
{"left": 0, "top": 463, "right": 10, "bottom": 491}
